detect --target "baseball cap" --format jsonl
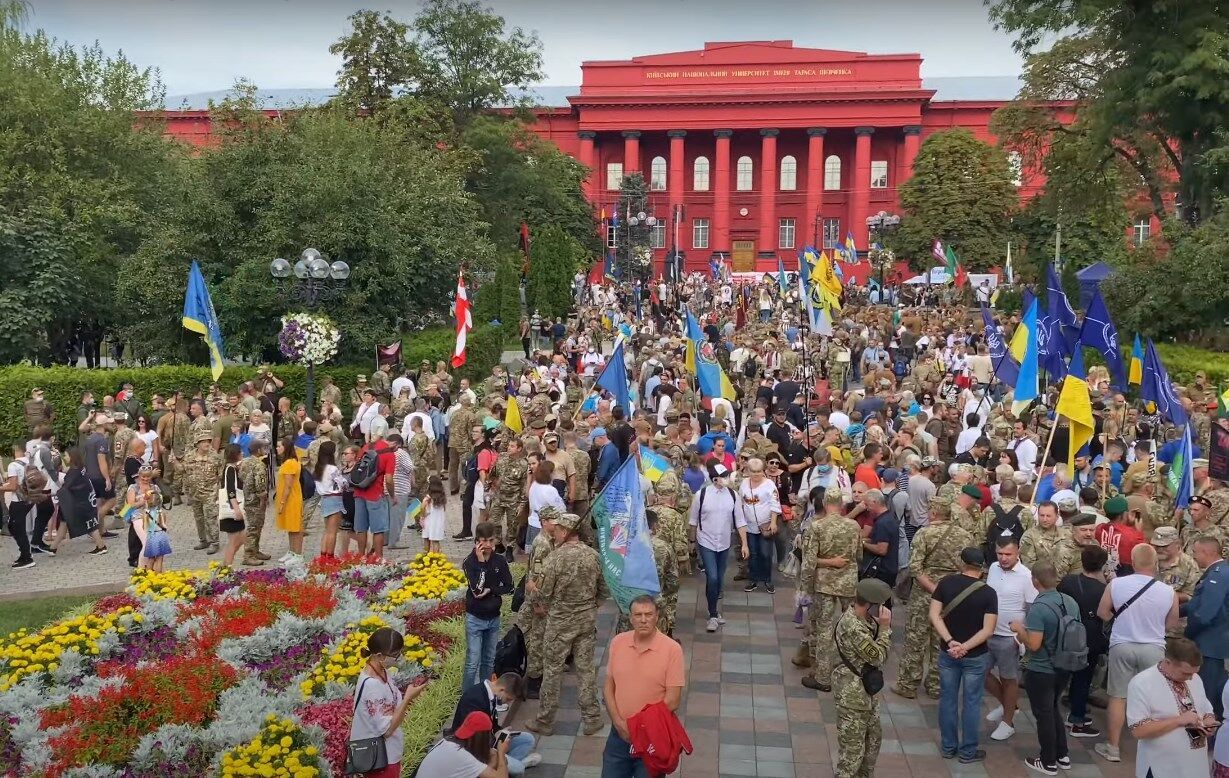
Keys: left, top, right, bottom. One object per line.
{"left": 1151, "top": 526, "right": 1180, "bottom": 546}
{"left": 454, "top": 711, "right": 494, "bottom": 739}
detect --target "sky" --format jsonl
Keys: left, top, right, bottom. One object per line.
{"left": 22, "top": 0, "right": 1027, "bottom": 97}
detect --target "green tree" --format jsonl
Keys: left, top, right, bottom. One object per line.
{"left": 526, "top": 226, "right": 584, "bottom": 319}
{"left": 894, "top": 129, "right": 1017, "bottom": 270}
{"left": 988, "top": 0, "right": 1229, "bottom": 223}
{"left": 413, "top": 0, "right": 543, "bottom": 124}
{"left": 329, "top": 10, "right": 421, "bottom": 113}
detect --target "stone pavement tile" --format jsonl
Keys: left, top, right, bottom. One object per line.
{"left": 716, "top": 760, "right": 757, "bottom": 777}
{"left": 756, "top": 763, "right": 795, "bottom": 778}
{"left": 537, "top": 747, "right": 573, "bottom": 765}
{"left": 752, "top": 716, "right": 789, "bottom": 734}
{"left": 751, "top": 730, "right": 791, "bottom": 747}
{"left": 562, "top": 767, "right": 601, "bottom": 778}
{"left": 532, "top": 765, "right": 567, "bottom": 778}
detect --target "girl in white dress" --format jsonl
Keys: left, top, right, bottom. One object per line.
{"left": 421, "top": 476, "right": 447, "bottom": 552}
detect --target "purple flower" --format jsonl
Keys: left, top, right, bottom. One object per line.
{"left": 248, "top": 632, "right": 333, "bottom": 691}
{"left": 0, "top": 715, "right": 20, "bottom": 775}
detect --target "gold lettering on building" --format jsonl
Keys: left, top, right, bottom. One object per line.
{"left": 644, "top": 67, "right": 852, "bottom": 80}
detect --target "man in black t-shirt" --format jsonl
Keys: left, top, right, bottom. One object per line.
{"left": 929, "top": 547, "right": 999, "bottom": 763}
{"left": 1057, "top": 543, "right": 1109, "bottom": 737}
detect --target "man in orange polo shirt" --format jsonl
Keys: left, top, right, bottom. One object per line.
{"left": 603, "top": 595, "right": 685, "bottom": 777}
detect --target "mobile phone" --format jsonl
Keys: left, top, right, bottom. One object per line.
{"left": 495, "top": 731, "right": 510, "bottom": 745}
{"left": 868, "top": 604, "right": 881, "bottom": 619}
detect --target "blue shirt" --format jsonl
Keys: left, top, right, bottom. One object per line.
{"left": 1035, "top": 473, "right": 1059, "bottom": 504}
{"left": 1184, "top": 560, "right": 1229, "bottom": 659}
{"left": 595, "top": 442, "right": 621, "bottom": 490}
{"left": 230, "top": 432, "right": 252, "bottom": 457}
{"left": 1159, "top": 439, "right": 1203, "bottom": 464}
{"left": 696, "top": 432, "right": 736, "bottom": 456}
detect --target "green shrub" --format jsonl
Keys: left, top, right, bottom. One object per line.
{"left": 0, "top": 325, "right": 502, "bottom": 447}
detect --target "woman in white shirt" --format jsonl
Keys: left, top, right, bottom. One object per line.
{"left": 417, "top": 711, "right": 509, "bottom": 778}
{"left": 689, "top": 463, "right": 749, "bottom": 633}
{"left": 527, "top": 461, "right": 565, "bottom": 550}
{"left": 349, "top": 627, "right": 429, "bottom": 778}
{"left": 314, "top": 441, "right": 345, "bottom": 560}
{"left": 135, "top": 416, "right": 159, "bottom": 465}
{"left": 737, "top": 458, "right": 781, "bottom": 594}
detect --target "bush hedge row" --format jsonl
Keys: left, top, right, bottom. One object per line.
{"left": 0, "top": 325, "right": 504, "bottom": 447}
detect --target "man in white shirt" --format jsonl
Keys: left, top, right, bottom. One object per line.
{"left": 737, "top": 458, "right": 781, "bottom": 594}
{"left": 390, "top": 370, "right": 417, "bottom": 401}
{"left": 828, "top": 402, "right": 851, "bottom": 433}
{"left": 1007, "top": 420, "right": 1039, "bottom": 483}
{"left": 984, "top": 538, "right": 1037, "bottom": 742}
{"left": 1094, "top": 543, "right": 1180, "bottom": 764}
{"left": 955, "top": 414, "right": 985, "bottom": 455}
{"left": 581, "top": 347, "right": 603, "bottom": 378}
{"left": 1126, "top": 637, "right": 1217, "bottom": 778}
{"left": 401, "top": 402, "right": 436, "bottom": 446}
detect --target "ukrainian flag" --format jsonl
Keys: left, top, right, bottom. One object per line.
{"left": 640, "top": 448, "right": 670, "bottom": 482}
{"left": 182, "top": 260, "right": 225, "bottom": 380}
{"left": 505, "top": 395, "right": 524, "bottom": 433}
{"left": 1128, "top": 333, "right": 1144, "bottom": 386}
{"left": 1011, "top": 297, "right": 1040, "bottom": 417}
{"left": 1055, "top": 345, "right": 1094, "bottom": 474}
{"left": 684, "top": 310, "right": 736, "bottom": 401}
{"left": 844, "top": 232, "right": 858, "bottom": 263}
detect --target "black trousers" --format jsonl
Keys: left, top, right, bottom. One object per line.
{"left": 128, "top": 523, "right": 143, "bottom": 566}
{"left": 32, "top": 500, "right": 53, "bottom": 549}
{"left": 7, "top": 501, "right": 32, "bottom": 563}
{"left": 461, "top": 478, "right": 476, "bottom": 536}
{"left": 1024, "top": 669, "right": 1070, "bottom": 767}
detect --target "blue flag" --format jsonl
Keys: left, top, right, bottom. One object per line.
{"left": 592, "top": 456, "right": 660, "bottom": 611}
{"left": 596, "top": 340, "right": 632, "bottom": 416}
{"left": 1081, "top": 289, "right": 1126, "bottom": 390}
{"left": 980, "top": 305, "right": 1020, "bottom": 388}
{"left": 182, "top": 260, "right": 225, "bottom": 380}
{"left": 1169, "top": 427, "right": 1195, "bottom": 509}
{"left": 1039, "top": 264, "right": 1074, "bottom": 381}
{"left": 603, "top": 251, "right": 615, "bottom": 281}
{"left": 777, "top": 258, "right": 788, "bottom": 292}
{"left": 1141, "top": 339, "right": 1189, "bottom": 428}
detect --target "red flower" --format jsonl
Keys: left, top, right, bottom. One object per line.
{"left": 297, "top": 697, "right": 352, "bottom": 775}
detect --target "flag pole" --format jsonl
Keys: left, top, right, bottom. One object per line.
{"left": 1030, "top": 414, "right": 1062, "bottom": 508}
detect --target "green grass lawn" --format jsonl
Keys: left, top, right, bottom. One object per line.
{"left": 0, "top": 594, "right": 98, "bottom": 637}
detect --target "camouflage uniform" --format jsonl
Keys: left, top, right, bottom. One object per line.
{"left": 157, "top": 409, "right": 190, "bottom": 503}
{"left": 1158, "top": 551, "right": 1201, "bottom": 638}
{"left": 652, "top": 471, "right": 692, "bottom": 575}
{"left": 408, "top": 431, "right": 434, "bottom": 501}
{"left": 833, "top": 605, "right": 892, "bottom": 778}
{"left": 447, "top": 404, "right": 476, "bottom": 488}
{"left": 895, "top": 514, "right": 972, "bottom": 697}
{"left": 949, "top": 498, "right": 980, "bottom": 537}
{"left": 807, "top": 512, "right": 862, "bottom": 686}
{"left": 568, "top": 446, "right": 593, "bottom": 542}
{"left": 518, "top": 527, "right": 555, "bottom": 680}
{"left": 183, "top": 436, "right": 221, "bottom": 548}
{"left": 319, "top": 382, "right": 342, "bottom": 408}
{"left": 1057, "top": 538, "right": 1095, "bottom": 577}
{"left": 1200, "top": 484, "right": 1229, "bottom": 528}
{"left": 1019, "top": 524, "right": 1065, "bottom": 570}
{"left": 111, "top": 424, "right": 136, "bottom": 493}
{"left": 276, "top": 412, "right": 299, "bottom": 444}
{"left": 390, "top": 396, "right": 413, "bottom": 428}
{"left": 1182, "top": 522, "right": 1229, "bottom": 559}
{"left": 615, "top": 535, "right": 679, "bottom": 634}
{"left": 1192, "top": 411, "right": 1212, "bottom": 456}
{"left": 369, "top": 368, "right": 391, "bottom": 401}
{"left": 532, "top": 537, "right": 609, "bottom": 733}
{"left": 189, "top": 414, "right": 212, "bottom": 444}
{"left": 239, "top": 453, "right": 270, "bottom": 562}
{"left": 976, "top": 499, "right": 1035, "bottom": 544}
{"left": 488, "top": 450, "right": 528, "bottom": 546}
{"left": 1138, "top": 497, "right": 1176, "bottom": 536}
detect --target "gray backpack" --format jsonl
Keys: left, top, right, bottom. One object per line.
{"left": 1041, "top": 597, "right": 1089, "bottom": 672}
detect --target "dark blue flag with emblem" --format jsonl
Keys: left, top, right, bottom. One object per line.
{"left": 980, "top": 304, "right": 1020, "bottom": 388}
{"left": 1081, "top": 289, "right": 1126, "bottom": 391}
{"left": 1141, "top": 338, "right": 1188, "bottom": 428}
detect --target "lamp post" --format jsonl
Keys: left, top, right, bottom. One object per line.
{"left": 270, "top": 248, "right": 350, "bottom": 411}
{"left": 864, "top": 211, "right": 901, "bottom": 304}
{"left": 626, "top": 210, "right": 658, "bottom": 284}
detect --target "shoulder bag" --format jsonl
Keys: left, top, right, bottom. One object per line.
{"left": 345, "top": 677, "right": 390, "bottom": 774}
{"left": 835, "top": 620, "right": 884, "bottom": 696}
{"left": 940, "top": 580, "right": 986, "bottom": 618}
{"left": 1102, "top": 577, "right": 1158, "bottom": 639}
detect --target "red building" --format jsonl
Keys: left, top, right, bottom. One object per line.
{"left": 160, "top": 40, "right": 1118, "bottom": 279}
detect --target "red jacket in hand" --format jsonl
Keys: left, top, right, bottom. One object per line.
{"left": 627, "top": 701, "right": 692, "bottom": 776}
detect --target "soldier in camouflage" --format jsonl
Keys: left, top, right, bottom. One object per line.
{"left": 1126, "top": 474, "right": 1177, "bottom": 536}
{"left": 155, "top": 397, "right": 190, "bottom": 508}
{"left": 488, "top": 437, "right": 528, "bottom": 551}
{"left": 977, "top": 478, "right": 1034, "bottom": 549}
{"left": 891, "top": 496, "right": 973, "bottom": 699}
{"left": 239, "top": 439, "right": 271, "bottom": 565}
{"left": 1057, "top": 513, "right": 1099, "bottom": 576}
{"left": 1182, "top": 494, "right": 1229, "bottom": 558}
{"left": 518, "top": 506, "right": 558, "bottom": 700}
{"left": 1153, "top": 526, "right": 1200, "bottom": 638}
{"left": 564, "top": 431, "right": 593, "bottom": 528}
{"left": 651, "top": 469, "right": 692, "bottom": 575}
{"left": 526, "top": 511, "right": 609, "bottom": 736}
{"left": 1019, "top": 500, "right": 1066, "bottom": 571}
{"left": 110, "top": 413, "right": 136, "bottom": 497}
{"left": 183, "top": 429, "right": 221, "bottom": 554}
{"left": 188, "top": 399, "right": 212, "bottom": 445}
{"left": 406, "top": 416, "right": 435, "bottom": 502}
{"left": 833, "top": 578, "right": 894, "bottom": 778}
{"left": 802, "top": 487, "right": 862, "bottom": 692}
{"left": 447, "top": 395, "right": 477, "bottom": 493}
{"left": 950, "top": 485, "right": 982, "bottom": 536}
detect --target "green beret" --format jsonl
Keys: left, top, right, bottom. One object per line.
{"left": 960, "top": 485, "right": 982, "bottom": 500}
{"left": 855, "top": 578, "right": 893, "bottom": 605}
{"left": 1069, "top": 513, "right": 1096, "bottom": 527}
{"left": 1104, "top": 495, "right": 1129, "bottom": 516}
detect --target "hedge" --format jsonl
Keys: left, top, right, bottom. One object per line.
{"left": 0, "top": 325, "right": 503, "bottom": 447}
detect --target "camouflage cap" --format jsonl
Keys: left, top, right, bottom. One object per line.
{"left": 1150, "top": 525, "right": 1181, "bottom": 546}
{"left": 553, "top": 512, "right": 582, "bottom": 531}
{"left": 193, "top": 430, "right": 213, "bottom": 445}
{"left": 538, "top": 505, "right": 563, "bottom": 525}
{"left": 823, "top": 486, "right": 844, "bottom": 505}
{"left": 112, "top": 411, "right": 129, "bottom": 422}
{"left": 654, "top": 469, "right": 683, "bottom": 499}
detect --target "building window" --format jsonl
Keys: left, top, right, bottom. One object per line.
{"left": 1134, "top": 219, "right": 1151, "bottom": 246}
{"left": 650, "top": 221, "right": 666, "bottom": 249}
{"left": 736, "top": 156, "right": 754, "bottom": 191}
{"left": 822, "top": 218, "right": 840, "bottom": 249}
{"left": 605, "top": 162, "right": 623, "bottom": 191}
{"left": 650, "top": 156, "right": 667, "bottom": 191}
{"left": 780, "top": 155, "right": 797, "bottom": 191}
{"left": 693, "top": 156, "right": 710, "bottom": 191}
{"left": 870, "top": 160, "right": 888, "bottom": 189}
{"left": 779, "top": 218, "right": 796, "bottom": 250}
{"left": 1008, "top": 151, "right": 1023, "bottom": 187}
{"left": 824, "top": 155, "right": 841, "bottom": 190}
{"left": 606, "top": 223, "right": 617, "bottom": 249}
{"left": 693, "top": 218, "right": 710, "bottom": 249}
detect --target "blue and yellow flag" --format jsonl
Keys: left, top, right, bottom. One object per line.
{"left": 504, "top": 395, "right": 524, "bottom": 434}
{"left": 684, "top": 309, "right": 736, "bottom": 400}
{"left": 1010, "top": 288, "right": 1035, "bottom": 362}
{"left": 182, "top": 260, "right": 225, "bottom": 380}
{"left": 639, "top": 448, "right": 670, "bottom": 482}
{"left": 593, "top": 456, "right": 660, "bottom": 612}
{"left": 843, "top": 232, "right": 858, "bottom": 263}
{"left": 1128, "top": 333, "right": 1144, "bottom": 386}
{"left": 1012, "top": 297, "right": 1040, "bottom": 417}
{"left": 1055, "top": 344, "right": 1093, "bottom": 474}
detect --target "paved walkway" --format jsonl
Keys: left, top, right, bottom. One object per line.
{"left": 506, "top": 567, "right": 1140, "bottom": 778}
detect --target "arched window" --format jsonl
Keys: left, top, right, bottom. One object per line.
{"left": 650, "top": 156, "right": 667, "bottom": 191}
{"left": 736, "top": 156, "right": 754, "bottom": 191}
{"left": 693, "top": 156, "right": 710, "bottom": 191}
{"left": 779, "top": 155, "right": 797, "bottom": 190}
{"left": 824, "top": 155, "right": 841, "bottom": 190}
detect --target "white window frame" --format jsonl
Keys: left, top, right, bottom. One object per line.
{"left": 736, "top": 156, "right": 754, "bottom": 191}
{"left": 1133, "top": 219, "right": 1151, "bottom": 246}
{"left": 779, "top": 155, "right": 797, "bottom": 191}
{"left": 650, "top": 156, "right": 667, "bottom": 191}
{"left": 870, "top": 160, "right": 888, "bottom": 189}
{"left": 824, "top": 155, "right": 841, "bottom": 190}
{"left": 693, "top": 218, "right": 710, "bottom": 249}
{"left": 650, "top": 221, "right": 666, "bottom": 249}
{"left": 606, "top": 224, "right": 617, "bottom": 249}
{"left": 605, "top": 162, "right": 623, "bottom": 191}
{"left": 822, "top": 218, "right": 840, "bottom": 250}
{"left": 779, "top": 218, "right": 796, "bottom": 250}
{"left": 693, "top": 156, "right": 710, "bottom": 191}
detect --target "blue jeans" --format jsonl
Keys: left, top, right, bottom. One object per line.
{"left": 525, "top": 525, "right": 540, "bottom": 550}
{"left": 746, "top": 532, "right": 773, "bottom": 585}
{"left": 387, "top": 494, "right": 408, "bottom": 548}
{"left": 697, "top": 545, "right": 729, "bottom": 618}
{"left": 938, "top": 651, "right": 990, "bottom": 759}
{"left": 504, "top": 731, "right": 536, "bottom": 776}
{"left": 463, "top": 613, "right": 501, "bottom": 692}
{"left": 601, "top": 729, "right": 650, "bottom": 778}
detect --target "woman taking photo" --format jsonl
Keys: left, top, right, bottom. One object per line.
{"left": 219, "top": 444, "right": 245, "bottom": 566}
{"left": 348, "top": 627, "right": 430, "bottom": 778}
{"left": 275, "top": 436, "right": 305, "bottom": 565}
{"left": 314, "top": 440, "right": 344, "bottom": 560}
{"left": 417, "top": 711, "right": 509, "bottom": 778}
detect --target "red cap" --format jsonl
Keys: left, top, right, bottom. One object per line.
{"left": 455, "top": 711, "right": 493, "bottom": 739}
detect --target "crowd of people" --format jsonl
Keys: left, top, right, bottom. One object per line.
{"left": 4, "top": 268, "right": 1229, "bottom": 776}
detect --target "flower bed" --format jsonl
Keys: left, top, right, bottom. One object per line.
{"left": 0, "top": 553, "right": 469, "bottom": 776}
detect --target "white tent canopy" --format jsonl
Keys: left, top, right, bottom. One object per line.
{"left": 903, "top": 268, "right": 950, "bottom": 285}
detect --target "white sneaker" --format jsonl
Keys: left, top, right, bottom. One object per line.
{"left": 278, "top": 552, "right": 293, "bottom": 563}
{"left": 986, "top": 704, "right": 1004, "bottom": 723}
{"left": 521, "top": 753, "right": 542, "bottom": 768}
{"left": 990, "top": 721, "right": 1016, "bottom": 741}
{"left": 716, "top": 613, "right": 726, "bottom": 625}
{"left": 706, "top": 617, "right": 719, "bottom": 632}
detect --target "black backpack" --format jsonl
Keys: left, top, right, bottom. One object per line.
{"left": 893, "top": 356, "right": 909, "bottom": 378}
{"left": 493, "top": 624, "right": 527, "bottom": 678}
{"left": 1041, "top": 596, "right": 1090, "bottom": 672}
{"left": 299, "top": 465, "right": 316, "bottom": 500}
{"left": 348, "top": 445, "right": 381, "bottom": 489}
{"left": 982, "top": 503, "right": 1024, "bottom": 559}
